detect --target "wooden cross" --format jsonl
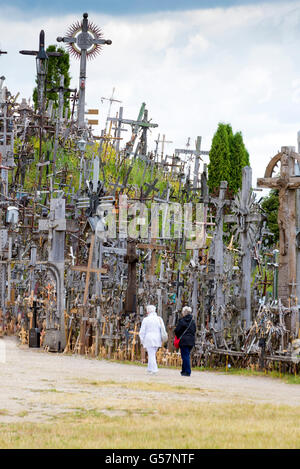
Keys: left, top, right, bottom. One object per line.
{"left": 160, "top": 154, "right": 181, "bottom": 176}
{"left": 108, "top": 102, "right": 158, "bottom": 158}
{"left": 257, "top": 146, "right": 300, "bottom": 307}
{"left": 45, "top": 283, "right": 54, "bottom": 301}
{"left": 257, "top": 272, "right": 272, "bottom": 298}
{"left": 157, "top": 134, "right": 173, "bottom": 162}
{"left": 129, "top": 323, "right": 139, "bottom": 361}
{"left": 172, "top": 269, "right": 184, "bottom": 299}
{"left": 25, "top": 290, "right": 34, "bottom": 308}
{"left": 124, "top": 240, "right": 138, "bottom": 313}
{"left": 137, "top": 238, "right": 166, "bottom": 280}
{"left": 143, "top": 178, "right": 160, "bottom": 199}
{"left": 19, "top": 327, "right": 28, "bottom": 345}
{"left": 71, "top": 234, "right": 107, "bottom": 305}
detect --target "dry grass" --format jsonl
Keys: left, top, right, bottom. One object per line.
{"left": 1, "top": 399, "right": 300, "bottom": 449}
{"left": 76, "top": 378, "right": 206, "bottom": 394}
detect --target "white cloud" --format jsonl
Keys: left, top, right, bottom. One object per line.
{"left": 1, "top": 1, "right": 300, "bottom": 188}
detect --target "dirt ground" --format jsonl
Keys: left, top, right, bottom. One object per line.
{"left": 1, "top": 336, "right": 300, "bottom": 423}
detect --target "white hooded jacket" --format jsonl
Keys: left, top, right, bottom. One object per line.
{"left": 139, "top": 312, "right": 166, "bottom": 348}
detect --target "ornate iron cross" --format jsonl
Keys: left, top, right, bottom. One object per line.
{"left": 57, "top": 13, "right": 112, "bottom": 128}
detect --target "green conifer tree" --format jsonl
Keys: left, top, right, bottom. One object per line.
{"left": 229, "top": 131, "right": 246, "bottom": 194}
{"left": 208, "top": 123, "right": 250, "bottom": 195}
{"left": 207, "top": 123, "right": 231, "bottom": 195}
{"left": 261, "top": 189, "right": 279, "bottom": 243}
{"left": 33, "top": 45, "right": 71, "bottom": 116}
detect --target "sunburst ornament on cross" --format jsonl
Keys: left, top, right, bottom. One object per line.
{"left": 57, "top": 12, "right": 112, "bottom": 129}
{"left": 64, "top": 18, "right": 105, "bottom": 60}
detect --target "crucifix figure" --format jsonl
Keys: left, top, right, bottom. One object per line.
{"left": 57, "top": 12, "right": 112, "bottom": 128}
{"left": 257, "top": 146, "right": 300, "bottom": 310}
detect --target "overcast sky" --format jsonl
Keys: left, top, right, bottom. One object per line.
{"left": 1, "top": 0, "right": 300, "bottom": 187}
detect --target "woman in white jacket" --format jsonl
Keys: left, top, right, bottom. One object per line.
{"left": 139, "top": 305, "right": 167, "bottom": 375}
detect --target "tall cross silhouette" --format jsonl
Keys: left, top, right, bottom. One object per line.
{"left": 57, "top": 12, "right": 112, "bottom": 129}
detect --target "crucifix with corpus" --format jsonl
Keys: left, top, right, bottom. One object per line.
{"left": 257, "top": 146, "right": 300, "bottom": 313}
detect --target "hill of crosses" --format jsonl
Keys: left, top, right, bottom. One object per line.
{"left": 1, "top": 12, "right": 300, "bottom": 373}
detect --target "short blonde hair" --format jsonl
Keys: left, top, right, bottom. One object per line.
{"left": 182, "top": 306, "right": 192, "bottom": 316}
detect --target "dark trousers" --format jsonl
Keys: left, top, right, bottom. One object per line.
{"left": 180, "top": 345, "right": 192, "bottom": 375}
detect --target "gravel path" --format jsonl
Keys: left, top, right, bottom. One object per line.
{"left": 1, "top": 336, "right": 300, "bottom": 423}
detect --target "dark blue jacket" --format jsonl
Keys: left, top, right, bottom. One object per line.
{"left": 174, "top": 314, "right": 196, "bottom": 348}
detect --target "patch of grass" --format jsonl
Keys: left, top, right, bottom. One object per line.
{"left": 1, "top": 401, "right": 300, "bottom": 449}
{"left": 16, "top": 411, "right": 29, "bottom": 418}
{"left": 106, "top": 358, "right": 182, "bottom": 370}
{"left": 283, "top": 374, "right": 300, "bottom": 385}
{"left": 76, "top": 378, "right": 206, "bottom": 394}
{"left": 29, "top": 388, "right": 64, "bottom": 393}
{"left": 0, "top": 409, "right": 9, "bottom": 416}
{"left": 105, "top": 359, "right": 147, "bottom": 367}
{"left": 102, "top": 356, "right": 300, "bottom": 384}
{"left": 193, "top": 365, "right": 300, "bottom": 384}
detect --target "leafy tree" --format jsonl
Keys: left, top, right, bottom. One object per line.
{"left": 261, "top": 189, "right": 279, "bottom": 243}
{"left": 33, "top": 45, "right": 71, "bottom": 116}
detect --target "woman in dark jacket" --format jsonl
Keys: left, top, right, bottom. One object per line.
{"left": 174, "top": 306, "right": 196, "bottom": 376}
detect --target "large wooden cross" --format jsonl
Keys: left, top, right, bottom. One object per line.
{"left": 124, "top": 239, "right": 139, "bottom": 313}
{"left": 257, "top": 146, "right": 300, "bottom": 307}
{"left": 71, "top": 234, "right": 107, "bottom": 305}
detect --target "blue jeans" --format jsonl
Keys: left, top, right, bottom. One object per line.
{"left": 180, "top": 346, "right": 192, "bottom": 375}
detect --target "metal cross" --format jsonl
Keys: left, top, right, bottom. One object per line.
{"left": 57, "top": 13, "right": 112, "bottom": 128}
{"left": 20, "top": 30, "right": 62, "bottom": 115}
